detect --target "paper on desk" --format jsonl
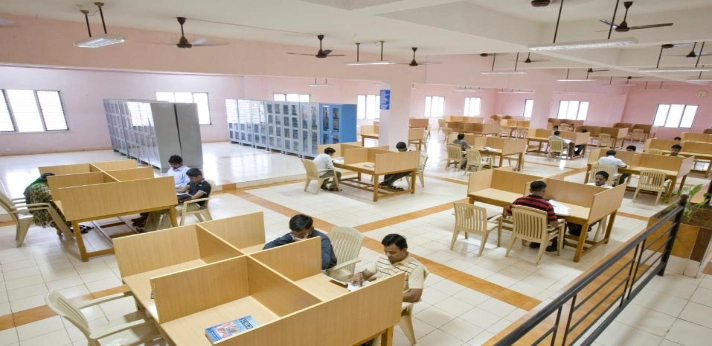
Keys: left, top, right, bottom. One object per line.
{"left": 483, "top": 146, "right": 494, "bottom": 151}
{"left": 548, "top": 200, "right": 570, "bottom": 216}
{"left": 348, "top": 280, "right": 371, "bottom": 292}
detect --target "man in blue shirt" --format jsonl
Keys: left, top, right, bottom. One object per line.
{"left": 263, "top": 214, "right": 337, "bottom": 270}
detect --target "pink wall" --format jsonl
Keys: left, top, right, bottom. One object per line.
{"left": 622, "top": 85, "right": 712, "bottom": 139}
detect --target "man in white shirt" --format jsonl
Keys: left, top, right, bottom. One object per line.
{"left": 313, "top": 147, "right": 341, "bottom": 191}
{"left": 165, "top": 155, "right": 190, "bottom": 190}
{"left": 548, "top": 131, "right": 573, "bottom": 156}
{"left": 598, "top": 149, "right": 627, "bottom": 185}
{"left": 586, "top": 171, "right": 612, "bottom": 188}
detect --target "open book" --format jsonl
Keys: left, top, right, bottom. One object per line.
{"left": 548, "top": 200, "right": 570, "bottom": 216}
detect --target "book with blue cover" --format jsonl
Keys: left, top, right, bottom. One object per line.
{"left": 205, "top": 315, "right": 258, "bottom": 343}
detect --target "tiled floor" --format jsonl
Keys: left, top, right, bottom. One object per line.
{"left": 0, "top": 138, "right": 710, "bottom": 346}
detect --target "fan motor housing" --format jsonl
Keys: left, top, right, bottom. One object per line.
{"left": 531, "top": 0, "right": 551, "bottom": 7}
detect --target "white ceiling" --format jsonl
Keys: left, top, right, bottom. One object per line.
{"left": 1, "top": 0, "right": 712, "bottom": 80}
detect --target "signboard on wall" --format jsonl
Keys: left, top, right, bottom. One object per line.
{"left": 379, "top": 89, "right": 390, "bottom": 110}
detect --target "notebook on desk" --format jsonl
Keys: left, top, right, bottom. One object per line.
{"left": 176, "top": 193, "right": 191, "bottom": 200}
{"left": 548, "top": 200, "right": 570, "bottom": 216}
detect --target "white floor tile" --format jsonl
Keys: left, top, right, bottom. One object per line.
{"left": 665, "top": 319, "right": 712, "bottom": 346}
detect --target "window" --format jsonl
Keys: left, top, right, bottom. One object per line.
{"left": 356, "top": 94, "right": 381, "bottom": 120}
{"left": 424, "top": 96, "right": 445, "bottom": 118}
{"left": 653, "top": 104, "right": 698, "bottom": 128}
{"left": 464, "top": 97, "right": 481, "bottom": 117}
{"left": 523, "top": 99, "right": 534, "bottom": 118}
{"left": 274, "top": 93, "right": 310, "bottom": 102}
{"left": 556, "top": 100, "right": 589, "bottom": 120}
{"left": 156, "top": 92, "right": 211, "bottom": 125}
{"left": 0, "top": 90, "right": 68, "bottom": 132}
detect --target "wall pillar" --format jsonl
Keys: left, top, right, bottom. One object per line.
{"left": 378, "top": 80, "right": 411, "bottom": 148}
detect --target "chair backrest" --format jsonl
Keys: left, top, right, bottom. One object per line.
{"left": 632, "top": 129, "right": 644, "bottom": 139}
{"left": 442, "top": 128, "right": 453, "bottom": 137}
{"left": 446, "top": 144, "right": 463, "bottom": 161}
{"left": 438, "top": 119, "right": 446, "bottom": 128}
{"left": 549, "top": 139, "right": 564, "bottom": 153}
{"left": 465, "top": 149, "right": 483, "bottom": 167}
{"left": 0, "top": 191, "right": 22, "bottom": 223}
{"left": 301, "top": 158, "right": 321, "bottom": 180}
{"left": 639, "top": 170, "right": 667, "bottom": 191}
{"left": 418, "top": 153, "right": 429, "bottom": 171}
{"left": 328, "top": 227, "right": 364, "bottom": 267}
{"left": 516, "top": 127, "right": 528, "bottom": 138}
{"left": 511, "top": 205, "right": 549, "bottom": 241}
{"left": 598, "top": 133, "right": 611, "bottom": 147}
{"left": 590, "top": 164, "right": 617, "bottom": 186}
{"left": 453, "top": 203, "right": 489, "bottom": 235}
{"left": 645, "top": 148, "right": 663, "bottom": 155}
{"left": 45, "top": 291, "right": 91, "bottom": 337}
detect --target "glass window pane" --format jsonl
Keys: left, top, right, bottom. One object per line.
{"left": 665, "top": 104, "right": 684, "bottom": 127}
{"left": 523, "top": 99, "right": 534, "bottom": 118}
{"left": 577, "top": 102, "right": 589, "bottom": 120}
{"left": 37, "top": 91, "right": 68, "bottom": 130}
{"left": 0, "top": 93, "right": 15, "bottom": 131}
{"left": 357, "top": 95, "right": 366, "bottom": 119}
{"left": 653, "top": 104, "right": 669, "bottom": 126}
{"left": 174, "top": 92, "right": 193, "bottom": 103}
{"left": 436, "top": 97, "right": 445, "bottom": 118}
{"left": 474, "top": 97, "right": 481, "bottom": 116}
{"left": 193, "top": 92, "right": 211, "bottom": 125}
{"left": 557, "top": 101, "right": 568, "bottom": 119}
{"left": 274, "top": 94, "right": 286, "bottom": 101}
{"left": 373, "top": 96, "right": 380, "bottom": 119}
{"left": 566, "top": 101, "right": 579, "bottom": 120}
{"left": 424, "top": 97, "right": 432, "bottom": 118}
{"left": 464, "top": 98, "right": 471, "bottom": 116}
{"left": 680, "top": 105, "right": 698, "bottom": 128}
{"left": 7, "top": 90, "right": 44, "bottom": 132}
{"left": 156, "top": 92, "right": 175, "bottom": 102}
{"left": 299, "top": 94, "right": 310, "bottom": 102}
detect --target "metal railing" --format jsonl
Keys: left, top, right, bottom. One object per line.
{"left": 494, "top": 195, "right": 688, "bottom": 346}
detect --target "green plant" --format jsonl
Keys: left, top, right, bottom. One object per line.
{"left": 679, "top": 184, "right": 712, "bottom": 221}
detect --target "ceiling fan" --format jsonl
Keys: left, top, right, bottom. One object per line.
{"left": 173, "top": 17, "right": 228, "bottom": 48}
{"left": 530, "top": 0, "right": 553, "bottom": 7}
{"left": 288, "top": 35, "right": 345, "bottom": 58}
{"left": 522, "top": 52, "right": 548, "bottom": 64}
{"left": 400, "top": 47, "right": 440, "bottom": 67}
{"left": 587, "top": 67, "right": 609, "bottom": 73}
{"left": 599, "top": 1, "right": 673, "bottom": 33}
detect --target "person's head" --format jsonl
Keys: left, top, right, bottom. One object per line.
{"left": 594, "top": 171, "right": 610, "bottom": 186}
{"left": 381, "top": 234, "right": 408, "bottom": 264}
{"left": 457, "top": 133, "right": 465, "bottom": 140}
{"left": 670, "top": 144, "right": 682, "bottom": 156}
{"left": 553, "top": 131, "right": 561, "bottom": 136}
{"left": 186, "top": 168, "right": 203, "bottom": 183}
{"left": 168, "top": 155, "right": 184, "bottom": 169}
{"left": 553, "top": 126, "right": 559, "bottom": 131}
{"left": 395, "top": 142, "right": 407, "bottom": 152}
{"left": 581, "top": 129, "right": 589, "bottom": 133}
{"left": 529, "top": 180, "right": 547, "bottom": 197}
{"left": 288, "top": 214, "right": 314, "bottom": 240}
{"left": 606, "top": 149, "right": 617, "bottom": 157}
{"left": 324, "top": 147, "right": 336, "bottom": 156}
{"left": 626, "top": 145, "right": 636, "bottom": 152}
{"left": 673, "top": 137, "right": 682, "bottom": 141}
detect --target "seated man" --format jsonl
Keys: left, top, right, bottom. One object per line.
{"left": 349, "top": 234, "right": 427, "bottom": 303}
{"left": 587, "top": 171, "right": 612, "bottom": 188}
{"left": 452, "top": 133, "right": 471, "bottom": 150}
{"left": 263, "top": 214, "right": 337, "bottom": 271}
{"left": 314, "top": 147, "right": 341, "bottom": 191}
{"left": 626, "top": 145, "right": 637, "bottom": 152}
{"left": 178, "top": 168, "right": 211, "bottom": 205}
{"left": 669, "top": 144, "right": 685, "bottom": 158}
{"left": 133, "top": 154, "right": 190, "bottom": 227}
{"left": 504, "top": 181, "right": 560, "bottom": 252}
{"left": 548, "top": 131, "right": 573, "bottom": 157}
{"left": 379, "top": 142, "right": 417, "bottom": 191}
{"left": 598, "top": 149, "right": 627, "bottom": 185}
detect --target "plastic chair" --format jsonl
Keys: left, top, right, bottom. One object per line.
{"left": 590, "top": 164, "right": 619, "bottom": 186}
{"left": 405, "top": 153, "right": 428, "bottom": 188}
{"left": 178, "top": 179, "right": 215, "bottom": 226}
{"left": 516, "top": 126, "right": 529, "bottom": 139}
{"left": 45, "top": 290, "right": 164, "bottom": 346}
{"left": 437, "top": 119, "right": 446, "bottom": 138}
{"left": 598, "top": 133, "right": 612, "bottom": 148}
{"left": 452, "top": 203, "right": 500, "bottom": 256}
{"left": 398, "top": 271, "right": 430, "bottom": 345}
{"left": 463, "top": 149, "right": 492, "bottom": 173}
{"left": 644, "top": 148, "right": 663, "bottom": 155}
{"left": 0, "top": 191, "right": 72, "bottom": 247}
{"left": 633, "top": 170, "right": 671, "bottom": 205}
{"left": 548, "top": 139, "right": 566, "bottom": 159}
{"left": 301, "top": 158, "right": 339, "bottom": 194}
{"left": 441, "top": 128, "right": 453, "bottom": 144}
{"left": 631, "top": 129, "right": 645, "bottom": 142}
{"left": 445, "top": 144, "right": 464, "bottom": 170}
{"left": 506, "top": 205, "right": 564, "bottom": 265}
{"left": 325, "top": 227, "right": 364, "bottom": 281}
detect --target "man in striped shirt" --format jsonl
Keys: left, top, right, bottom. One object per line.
{"left": 505, "top": 180, "right": 560, "bottom": 252}
{"left": 349, "top": 234, "right": 428, "bottom": 303}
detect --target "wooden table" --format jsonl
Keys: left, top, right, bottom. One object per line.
{"left": 474, "top": 148, "right": 525, "bottom": 171}
{"left": 334, "top": 160, "right": 416, "bottom": 202}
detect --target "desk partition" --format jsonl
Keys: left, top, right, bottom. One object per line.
{"left": 599, "top": 127, "right": 629, "bottom": 147}
{"left": 471, "top": 137, "right": 528, "bottom": 170}
{"left": 463, "top": 123, "right": 500, "bottom": 136}
{"left": 409, "top": 118, "right": 429, "bottom": 128}
{"left": 644, "top": 138, "right": 679, "bottom": 152}
{"left": 316, "top": 142, "right": 362, "bottom": 158}
{"left": 682, "top": 132, "right": 712, "bottom": 142}
{"left": 197, "top": 212, "right": 266, "bottom": 253}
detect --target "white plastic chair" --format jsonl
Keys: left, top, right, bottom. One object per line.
{"left": 446, "top": 144, "right": 463, "bottom": 170}
{"left": 399, "top": 270, "right": 429, "bottom": 345}
{"left": 506, "top": 205, "right": 564, "bottom": 265}
{"left": 598, "top": 133, "right": 612, "bottom": 148}
{"left": 45, "top": 290, "right": 164, "bottom": 346}
{"left": 633, "top": 170, "right": 671, "bottom": 205}
{"left": 464, "top": 149, "right": 492, "bottom": 173}
{"left": 548, "top": 139, "right": 566, "bottom": 159}
{"left": 452, "top": 203, "right": 500, "bottom": 256}
{"left": 405, "top": 153, "right": 428, "bottom": 188}
{"left": 0, "top": 191, "right": 72, "bottom": 247}
{"left": 178, "top": 179, "right": 215, "bottom": 226}
{"left": 325, "top": 227, "right": 364, "bottom": 281}
{"left": 301, "top": 158, "right": 339, "bottom": 194}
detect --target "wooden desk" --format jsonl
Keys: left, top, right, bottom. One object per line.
{"left": 471, "top": 137, "right": 528, "bottom": 171}
{"left": 361, "top": 133, "right": 379, "bottom": 146}
{"left": 335, "top": 148, "right": 419, "bottom": 201}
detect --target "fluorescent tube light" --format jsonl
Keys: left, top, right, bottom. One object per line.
{"left": 480, "top": 71, "right": 526, "bottom": 75}
{"left": 74, "top": 34, "right": 127, "bottom": 48}
{"left": 557, "top": 79, "right": 596, "bottom": 82}
{"left": 497, "top": 90, "right": 534, "bottom": 94}
{"left": 686, "top": 79, "right": 712, "bottom": 82}
{"left": 309, "top": 84, "right": 332, "bottom": 87}
{"left": 454, "top": 88, "right": 480, "bottom": 92}
{"left": 639, "top": 67, "right": 711, "bottom": 73}
{"left": 529, "top": 37, "right": 637, "bottom": 51}
{"left": 344, "top": 60, "right": 397, "bottom": 66}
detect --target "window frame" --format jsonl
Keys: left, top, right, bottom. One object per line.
{"left": 356, "top": 94, "right": 381, "bottom": 120}
{"left": 273, "top": 93, "right": 310, "bottom": 102}
{"left": 556, "top": 100, "right": 589, "bottom": 121}
{"left": 155, "top": 91, "right": 212, "bottom": 125}
{"left": 652, "top": 103, "right": 698, "bottom": 128}
{"left": 424, "top": 96, "right": 445, "bottom": 118}
{"left": 523, "top": 99, "right": 534, "bottom": 118}
{"left": 0, "top": 89, "right": 69, "bottom": 133}
{"left": 463, "top": 97, "right": 481, "bottom": 117}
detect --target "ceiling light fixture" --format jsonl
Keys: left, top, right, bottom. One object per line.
{"left": 557, "top": 68, "right": 596, "bottom": 82}
{"left": 74, "top": 2, "right": 126, "bottom": 48}
{"left": 344, "top": 41, "right": 396, "bottom": 66}
{"left": 530, "top": 37, "right": 637, "bottom": 51}
{"left": 497, "top": 89, "right": 534, "bottom": 94}
{"left": 639, "top": 67, "right": 710, "bottom": 73}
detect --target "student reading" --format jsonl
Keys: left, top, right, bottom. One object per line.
{"left": 505, "top": 180, "right": 560, "bottom": 252}
{"left": 263, "top": 214, "right": 337, "bottom": 270}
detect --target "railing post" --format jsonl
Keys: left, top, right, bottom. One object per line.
{"left": 658, "top": 195, "right": 688, "bottom": 276}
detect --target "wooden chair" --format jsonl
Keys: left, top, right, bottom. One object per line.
{"left": 45, "top": 291, "right": 164, "bottom": 346}
{"left": 548, "top": 139, "right": 566, "bottom": 159}
{"left": 506, "top": 205, "right": 564, "bottom": 265}
{"left": 325, "top": 227, "right": 364, "bottom": 281}
{"left": 301, "top": 158, "right": 339, "bottom": 194}
{"left": 590, "top": 164, "right": 619, "bottom": 187}
{"left": 0, "top": 191, "right": 72, "bottom": 247}
{"left": 445, "top": 144, "right": 463, "bottom": 170}
{"left": 644, "top": 148, "right": 663, "bottom": 155}
{"left": 598, "top": 133, "right": 612, "bottom": 148}
{"left": 178, "top": 179, "right": 215, "bottom": 226}
{"left": 405, "top": 153, "right": 428, "bottom": 188}
{"left": 441, "top": 128, "right": 453, "bottom": 144}
{"left": 633, "top": 170, "right": 671, "bottom": 205}
{"left": 463, "top": 149, "right": 492, "bottom": 173}
{"left": 631, "top": 129, "right": 645, "bottom": 143}
{"left": 452, "top": 203, "right": 500, "bottom": 256}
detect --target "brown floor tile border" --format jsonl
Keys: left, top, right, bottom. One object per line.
{"left": 0, "top": 285, "right": 131, "bottom": 331}
{"left": 616, "top": 211, "right": 650, "bottom": 221}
